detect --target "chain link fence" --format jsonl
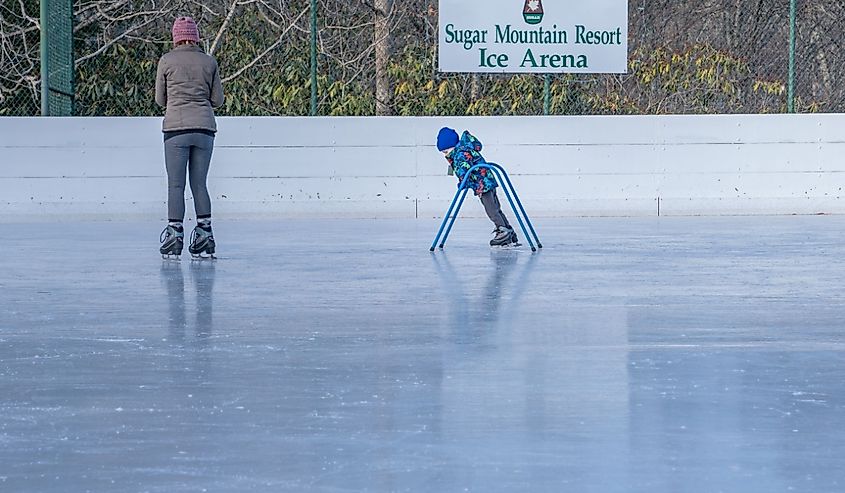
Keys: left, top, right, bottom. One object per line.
{"left": 1, "top": 0, "right": 844, "bottom": 117}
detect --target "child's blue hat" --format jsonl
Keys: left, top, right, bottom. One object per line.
{"left": 436, "top": 127, "right": 459, "bottom": 151}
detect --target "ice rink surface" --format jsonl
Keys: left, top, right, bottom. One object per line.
{"left": 2, "top": 216, "right": 845, "bottom": 492}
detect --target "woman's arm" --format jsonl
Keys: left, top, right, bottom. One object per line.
{"left": 155, "top": 58, "right": 167, "bottom": 108}
{"left": 210, "top": 61, "right": 224, "bottom": 108}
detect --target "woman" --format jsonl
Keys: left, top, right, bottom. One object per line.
{"left": 156, "top": 16, "right": 224, "bottom": 259}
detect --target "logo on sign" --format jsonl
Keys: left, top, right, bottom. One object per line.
{"left": 523, "top": 0, "right": 544, "bottom": 25}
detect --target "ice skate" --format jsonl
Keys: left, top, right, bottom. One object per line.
{"left": 160, "top": 224, "right": 184, "bottom": 260}
{"left": 189, "top": 223, "right": 216, "bottom": 260}
{"left": 490, "top": 226, "right": 518, "bottom": 248}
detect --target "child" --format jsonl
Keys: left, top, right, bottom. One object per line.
{"left": 436, "top": 127, "right": 519, "bottom": 247}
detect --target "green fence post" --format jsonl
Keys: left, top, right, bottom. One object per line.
{"left": 40, "top": 0, "right": 49, "bottom": 116}
{"left": 787, "top": 0, "right": 796, "bottom": 113}
{"left": 310, "top": 0, "right": 318, "bottom": 116}
{"left": 543, "top": 74, "right": 551, "bottom": 115}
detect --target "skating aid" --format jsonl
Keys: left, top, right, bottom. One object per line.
{"left": 431, "top": 163, "right": 542, "bottom": 252}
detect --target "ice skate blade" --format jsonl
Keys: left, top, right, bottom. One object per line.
{"left": 161, "top": 254, "right": 181, "bottom": 261}
{"left": 491, "top": 242, "right": 521, "bottom": 249}
{"left": 190, "top": 253, "right": 217, "bottom": 261}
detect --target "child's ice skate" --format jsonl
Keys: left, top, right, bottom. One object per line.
{"left": 160, "top": 224, "right": 184, "bottom": 260}
{"left": 189, "top": 223, "right": 216, "bottom": 260}
{"left": 490, "top": 226, "right": 520, "bottom": 248}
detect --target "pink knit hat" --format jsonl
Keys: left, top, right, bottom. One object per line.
{"left": 172, "top": 17, "right": 200, "bottom": 44}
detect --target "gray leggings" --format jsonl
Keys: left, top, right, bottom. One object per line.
{"left": 480, "top": 189, "right": 511, "bottom": 229}
{"left": 164, "top": 132, "right": 214, "bottom": 221}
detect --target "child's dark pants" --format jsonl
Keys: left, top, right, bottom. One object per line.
{"left": 480, "top": 189, "right": 511, "bottom": 229}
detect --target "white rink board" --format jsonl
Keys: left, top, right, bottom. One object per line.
{"left": 1, "top": 115, "right": 845, "bottom": 220}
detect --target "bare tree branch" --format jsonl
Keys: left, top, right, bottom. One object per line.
{"left": 221, "top": 7, "right": 308, "bottom": 84}
{"left": 209, "top": 0, "right": 245, "bottom": 56}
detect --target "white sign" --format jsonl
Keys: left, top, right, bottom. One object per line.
{"left": 438, "top": 0, "right": 629, "bottom": 74}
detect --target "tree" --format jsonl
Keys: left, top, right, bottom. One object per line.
{"left": 0, "top": 0, "right": 41, "bottom": 115}
{"left": 374, "top": 0, "right": 392, "bottom": 115}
